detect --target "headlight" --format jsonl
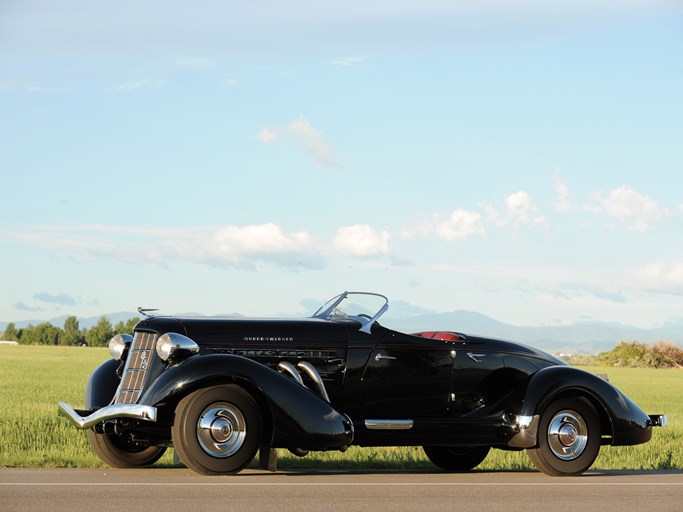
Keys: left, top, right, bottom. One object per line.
{"left": 156, "top": 332, "right": 200, "bottom": 364}
{"left": 108, "top": 334, "right": 133, "bottom": 360}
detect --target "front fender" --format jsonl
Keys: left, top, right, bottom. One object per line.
{"left": 139, "top": 354, "right": 353, "bottom": 451}
{"left": 85, "top": 358, "right": 120, "bottom": 409}
{"left": 510, "top": 366, "right": 651, "bottom": 448}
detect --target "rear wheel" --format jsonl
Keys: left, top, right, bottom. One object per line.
{"left": 423, "top": 445, "right": 490, "bottom": 472}
{"left": 172, "top": 384, "right": 261, "bottom": 475}
{"left": 527, "top": 397, "right": 601, "bottom": 476}
{"left": 87, "top": 429, "right": 166, "bottom": 468}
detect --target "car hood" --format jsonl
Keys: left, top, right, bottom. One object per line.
{"left": 135, "top": 316, "right": 351, "bottom": 347}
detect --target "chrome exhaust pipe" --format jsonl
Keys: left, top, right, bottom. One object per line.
{"left": 277, "top": 360, "right": 331, "bottom": 403}
{"left": 277, "top": 361, "right": 304, "bottom": 385}
{"left": 297, "top": 360, "right": 330, "bottom": 402}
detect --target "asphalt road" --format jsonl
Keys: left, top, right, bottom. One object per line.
{"left": 1, "top": 468, "right": 682, "bottom": 512}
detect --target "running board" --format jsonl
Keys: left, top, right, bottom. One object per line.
{"left": 364, "top": 419, "right": 414, "bottom": 430}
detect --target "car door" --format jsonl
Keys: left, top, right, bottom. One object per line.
{"left": 360, "top": 332, "right": 455, "bottom": 418}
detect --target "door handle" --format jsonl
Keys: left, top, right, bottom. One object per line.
{"left": 374, "top": 354, "right": 397, "bottom": 362}
{"left": 467, "top": 353, "right": 486, "bottom": 363}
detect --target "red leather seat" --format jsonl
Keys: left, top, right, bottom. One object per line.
{"left": 412, "top": 331, "right": 465, "bottom": 341}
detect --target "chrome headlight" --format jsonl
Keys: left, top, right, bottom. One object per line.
{"left": 156, "top": 332, "right": 200, "bottom": 364}
{"left": 108, "top": 333, "right": 133, "bottom": 360}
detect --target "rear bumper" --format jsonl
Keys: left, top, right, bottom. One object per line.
{"left": 648, "top": 414, "right": 667, "bottom": 428}
{"left": 507, "top": 414, "right": 540, "bottom": 448}
{"left": 58, "top": 401, "right": 157, "bottom": 430}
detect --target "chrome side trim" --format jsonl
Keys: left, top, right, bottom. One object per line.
{"left": 278, "top": 361, "right": 304, "bottom": 385}
{"left": 374, "top": 353, "right": 397, "bottom": 362}
{"left": 297, "top": 361, "right": 331, "bottom": 402}
{"left": 364, "top": 419, "right": 414, "bottom": 430}
{"left": 58, "top": 402, "right": 157, "bottom": 430}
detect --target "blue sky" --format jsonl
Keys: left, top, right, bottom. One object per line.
{"left": 1, "top": 1, "right": 682, "bottom": 328}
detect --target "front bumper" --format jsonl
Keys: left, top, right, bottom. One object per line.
{"left": 58, "top": 402, "right": 157, "bottom": 430}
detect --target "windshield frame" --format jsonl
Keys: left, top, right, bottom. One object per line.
{"left": 312, "top": 291, "right": 389, "bottom": 334}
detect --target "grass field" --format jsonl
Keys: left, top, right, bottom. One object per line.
{"left": 0, "top": 345, "right": 679, "bottom": 471}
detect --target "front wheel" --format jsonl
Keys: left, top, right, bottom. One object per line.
{"left": 423, "top": 445, "right": 490, "bottom": 472}
{"left": 87, "top": 429, "right": 166, "bottom": 468}
{"left": 172, "top": 384, "right": 261, "bottom": 475}
{"left": 526, "top": 397, "right": 601, "bottom": 476}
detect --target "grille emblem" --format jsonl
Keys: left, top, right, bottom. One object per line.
{"left": 115, "top": 332, "right": 157, "bottom": 404}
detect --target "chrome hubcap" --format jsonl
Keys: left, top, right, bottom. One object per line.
{"left": 547, "top": 410, "right": 588, "bottom": 461}
{"left": 197, "top": 402, "right": 246, "bottom": 458}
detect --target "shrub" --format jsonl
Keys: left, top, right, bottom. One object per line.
{"left": 598, "top": 340, "right": 683, "bottom": 369}
{"left": 651, "top": 341, "right": 683, "bottom": 367}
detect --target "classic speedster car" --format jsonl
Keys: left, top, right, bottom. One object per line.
{"left": 59, "top": 292, "right": 666, "bottom": 476}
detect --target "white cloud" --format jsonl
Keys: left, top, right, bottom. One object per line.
{"left": 112, "top": 79, "right": 167, "bottom": 93}
{"left": 551, "top": 281, "right": 628, "bottom": 303}
{"left": 403, "top": 208, "right": 486, "bottom": 241}
{"left": 14, "top": 302, "right": 44, "bottom": 313}
{"left": 0, "top": 80, "right": 58, "bottom": 93}
{"left": 585, "top": 186, "right": 666, "bottom": 231}
{"left": 256, "top": 115, "right": 339, "bottom": 168}
{"left": 206, "top": 224, "right": 317, "bottom": 263}
{"left": 333, "top": 224, "right": 390, "bottom": 257}
{"left": 284, "top": 116, "right": 338, "bottom": 167}
{"left": 34, "top": 292, "right": 79, "bottom": 306}
{"left": 633, "top": 261, "right": 683, "bottom": 295}
{"left": 6, "top": 224, "right": 324, "bottom": 270}
{"left": 7, "top": 1, "right": 676, "bottom": 59}
{"left": 431, "top": 209, "right": 486, "bottom": 241}
{"left": 482, "top": 191, "right": 548, "bottom": 230}
{"left": 553, "top": 177, "right": 573, "bottom": 213}
{"left": 330, "top": 55, "right": 369, "bottom": 68}
{"left": 256, "top": 127, "right": 278, "bottom": 143}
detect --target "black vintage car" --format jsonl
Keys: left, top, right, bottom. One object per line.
{"left": 59, "top": 292, "right": 666, "bottom": 476}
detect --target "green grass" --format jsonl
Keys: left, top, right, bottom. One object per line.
{"left": 0, "top": 346, "right": 680, "bottom": 471}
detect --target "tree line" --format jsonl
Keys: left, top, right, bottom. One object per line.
{"left": 1, "top": 316, "right": 139, "bottom": 347}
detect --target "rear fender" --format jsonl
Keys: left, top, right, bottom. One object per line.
{"left": 510, "top": 366, "right": 651, "bottom": 448}
{"left": 139, "top": 354, "right": 353, "bottom": 451}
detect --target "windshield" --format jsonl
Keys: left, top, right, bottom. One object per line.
{"left": 312, "top": 292, "right": 389, "bottom": 333}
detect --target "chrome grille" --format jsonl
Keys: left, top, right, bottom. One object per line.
{"left": 115, "top": 331, "right": 157, "bottom": 404}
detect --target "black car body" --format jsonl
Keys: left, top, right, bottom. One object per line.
{"left": 59, "top": 292, "right": 666, "bottom": 476}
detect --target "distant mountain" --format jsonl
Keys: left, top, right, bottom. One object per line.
{"left": 386, "top": 310, "right": 683, "bottom": 355}
{"left": 2, "top": 309, "right": 681, "bottom": 355}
